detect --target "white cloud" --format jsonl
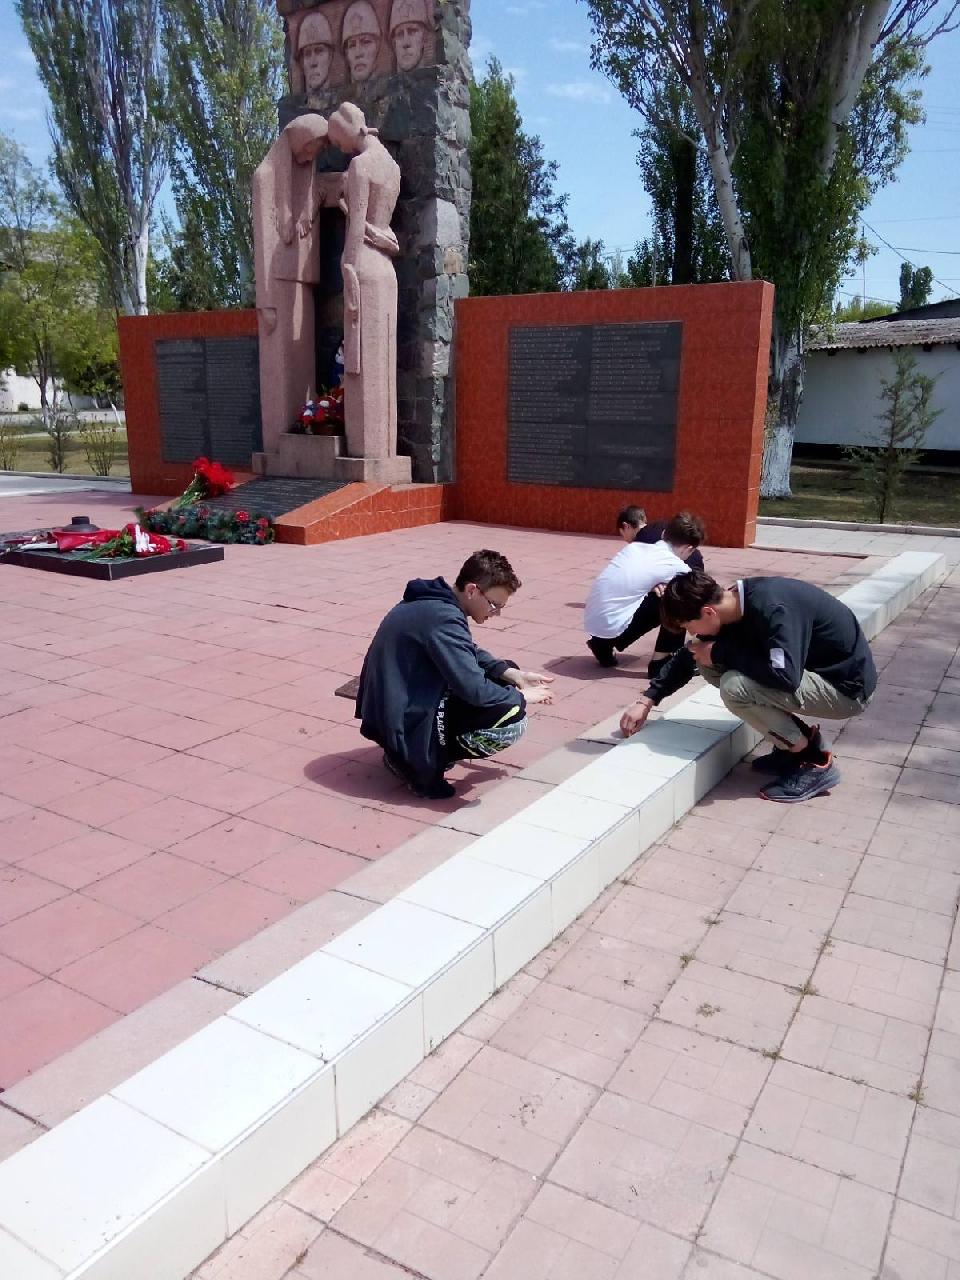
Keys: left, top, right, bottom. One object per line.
{"left": 549, "top": 38, "right": 590, "bottom": 54}
{"left": 503, "top": 65, "right": 528, "bottom": 84}
{"left": 505, "top": 1, "right": 547, "bottom": 14}
{"left": 470, "top": 34, "right": 495, "bottom": 64}
{"left": 546, "top": 81, "right": 612, "bottom": 106}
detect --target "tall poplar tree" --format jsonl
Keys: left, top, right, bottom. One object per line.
{"left": 17, "top": 0, "right": 168, "bottom": 315}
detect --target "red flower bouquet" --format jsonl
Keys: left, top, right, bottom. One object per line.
{"left": 173, "top": 457, "right": 235, "bottom": 509}
{"left": 79, "top": 523, "right": 187, "bottom": 560}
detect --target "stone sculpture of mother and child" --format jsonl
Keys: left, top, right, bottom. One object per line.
{"left": 252, "top": 102, "right": 411, "bottom": 483}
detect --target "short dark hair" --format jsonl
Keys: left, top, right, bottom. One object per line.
{"left": 616, "top": 505, "right": 646, "bottom": 531}
{"left": 455, "top": 549, "right": 521, "bottom": 593}
{"left": 663, "top": 511, "right": 706, "bottom": 548}
{"left": 660, "top": 569, "right": 723, "bottom": 628}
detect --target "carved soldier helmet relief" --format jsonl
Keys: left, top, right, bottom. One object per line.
{"left": 297, "top": 11, "right": 335, "bottom": 93}
{"left": 389, "top": 0, "right": 430, "bottom": 70}
{"left": 341, "top": 0, "right": 382, "bottom": 82}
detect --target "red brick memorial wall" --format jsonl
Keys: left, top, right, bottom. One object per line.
{"left": 453, "top": 281, "right": 774, "bottom": 547}
{"left": 118, "top": 310, "right": 259, "bottom": 496}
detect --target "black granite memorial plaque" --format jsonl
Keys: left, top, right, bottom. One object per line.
{"left": 507, "top": 322, "right": 682, "bottom": 492}
{"left": 156, "top": 339, "right": 207, "bottom": 463}
{"left": 156, "top": 335, "right": 262, "bottom": 466}
{"left": 206, "top": 336, "right": 263, "bottom": 466}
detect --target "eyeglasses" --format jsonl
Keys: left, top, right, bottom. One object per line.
{"left": 476, "top": 587, "right": 503, "bottom": 616}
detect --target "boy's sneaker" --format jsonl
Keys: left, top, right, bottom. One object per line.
{"left": 382, "top": 752, "right": 455, "bottom": 800}
{"left": 751, "top": 727, "right": 824, "bottom": 775}
{"left": 587, "top": 637, "right": 618, "bottom": 667}
{"left": 760, "top": 754, "right": 840, "bottom": 803}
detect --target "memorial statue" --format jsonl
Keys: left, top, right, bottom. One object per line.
{"left": 297, "top": 11, "right": 335, "bottom": 94}
{"left": 390, "top": 0, "right": 431, "bottom": 71}
{"left": 341, "top": 0, "right": 382, "bottom": 82}
{"left": 328, "top": 102, "right": 402, "bottom": 462}
{"left": 252, "top": 113, "right": 333, "bottom": 456}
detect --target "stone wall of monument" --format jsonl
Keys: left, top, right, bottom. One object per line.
{"left": 276, "top": 0, "right": 471, "bottom": 483}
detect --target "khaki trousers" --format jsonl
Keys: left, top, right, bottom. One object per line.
{"left": 699, "top": 664, "right": 869, "bottom": 748}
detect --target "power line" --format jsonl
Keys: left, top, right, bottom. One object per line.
{"left": 862, "top": 218, "right": 960, "bottom": 299}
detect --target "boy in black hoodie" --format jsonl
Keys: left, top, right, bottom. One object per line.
{"left": 356, "top": 549, "right": 554, "bottom": 799}
{"left": 619, "top": 570, "right": 877, "bottom": 803}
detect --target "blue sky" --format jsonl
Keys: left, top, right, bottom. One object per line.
{"left": 1, "top": 0, "right": 958, "bottom": 305}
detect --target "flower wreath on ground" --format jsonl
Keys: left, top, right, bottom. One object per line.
{"left": 136, "top": 457, "right": 276, "bottom": 545}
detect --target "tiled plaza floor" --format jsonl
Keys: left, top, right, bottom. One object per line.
{"left": 0, "top": 489, "right": 872, "bottom": 1096}
{"left": 190, "top": 563, "right": 960, "bottom": 1280}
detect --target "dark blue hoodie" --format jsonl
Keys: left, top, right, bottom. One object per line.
{"left": 355, "top": 576, "right": 525, "bottom": 786}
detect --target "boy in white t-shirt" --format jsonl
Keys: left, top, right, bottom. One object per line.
{"left": 584, "top": 511, "right": 706, "bottom": 672}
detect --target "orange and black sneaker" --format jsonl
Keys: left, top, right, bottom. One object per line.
{"left": 759, "top": 752, "right": 840, "bottom": 803}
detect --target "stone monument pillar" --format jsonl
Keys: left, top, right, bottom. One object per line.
{"left": 276, "top": 0, "right": 471, "bottom": 483}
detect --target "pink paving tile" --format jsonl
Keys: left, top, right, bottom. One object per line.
{"left": 548, "top": 1089, "right": 738, "bottom": 1238}
{"left": 240, "top": 843, "right": 367, "bottom": 901}
{"left": 43, "top": 775, "right": 163, "bottom": 826}
{"left": 17, "top": 830, "right": 152, "bottom": 889}
{"left": 0, "top": 978, "right": 118, "bottom": 1087}
{"left": 176, "top": 769, "right": 295, "bottom": 814}
{"left": 84, "top": 851, "right": 227, "bottom": 919}
{"left": 155, "top": 877, "right": 296, "bottom": 951}
{"left": 119, "top": 752, "right": 231, "bottom": 797}
{"left": 77, "top": 735, "right": 176, "bottom": 778}
{"left": 104, "top": 795, "right": 229, "bottom": 847}
{"left": 0, "top": 865, "right": 68, "bottom": 925}
{"left": 244, "top": 787, "right": 429, "bottom": 859}
{"left": 0, "top": 892, "right": 139, "bottom": 973}
{"left": 0, "top": 760, "right": 107, "bottom": 806}
{"left": 31, "top": 722, "right": 131, "bottom": 767}
{"left": 0, "top": 951, "right": 40, "bottom": 1001}
{"left": 126, "top": 716, "right": 232, "bottom": 751}
{"left": 0, "top": 793, "right": 27, "bottom": 823}
{"left": 54, "top": 924, "right": 217, "bottom": 1013}
{"left": 169, "top": 815, "right": 307, "bottom": 875}
{"left": 1, "top": 807, "right": 91, "bottom": 861}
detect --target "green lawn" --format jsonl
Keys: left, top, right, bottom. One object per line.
{"left": 759, "top": 464, "right": 960, "bottom": 528}
{"left": 0, "top": 425, "right": 129, "bottom": 478}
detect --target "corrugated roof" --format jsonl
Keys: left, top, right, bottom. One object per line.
{"left": 810, "top": 317, "right": 960, "bottom": 351}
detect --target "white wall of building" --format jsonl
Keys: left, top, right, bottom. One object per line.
{"left": 796, "top": 345, "right": 960, "bottom": 451}
{"left": 0, "top": 370, "right": 97, "bottom": 413}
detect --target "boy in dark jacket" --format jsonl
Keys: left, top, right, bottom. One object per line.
{"left": 356, "top": 549, "right": 554, "bottom": 799}
{"left": 619, "top": 571, "right": 877, "bottom": 803}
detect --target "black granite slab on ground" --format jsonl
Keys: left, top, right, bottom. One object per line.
{"left": 202, "top": 478, "right": 347, "bottom": 519}
{"left": 0, "top": 536, "right": 224, "bottom": 581}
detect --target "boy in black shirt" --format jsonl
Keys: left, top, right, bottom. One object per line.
{"left": 619, "top": 571, "right": 877, "bottom": 803}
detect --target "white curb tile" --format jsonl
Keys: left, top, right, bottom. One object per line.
{"left": 511, "top": 788, "right": 632, "bottom": 842}
{"left": 229, "top": 951, "right": 413, "bottom": 1061}
{"left": 560, "top": 758, "right": 668, "bottom": 808}
{"left": 0, "top": 1230, "right": 62, "bottom": 1280}
{"left": 323, "top": 899, "right": 485, "bottom": 988}
{"left": 398, "top": 854, "right": 543, "bottom": 929}
{"left": 662, "top": 699, "right": 742, "bottom": 733}
{"left": 112, "top": 1018, "right": 325, "bottom": 1153}
{"left": 608, "top": 736, "right": 699, "bottom": 778}
{"left": 0, "top": 1097, "right": 219, "bottom": 1278}
{"left": 459, "top": 820, "right": 591, "bottom": 881}
{"left": 422, "top": 935, "right": 495, "bottom": 1052}
{"left": 634, "top": 718, "right": 727, "bottom": 756}
{"left": 111, "top": 1017, "right": 337, "bottom": 1235}
{"left": 552, "top": 848, "right": 602, "bottom": 933}
{"left": 333, "top": 997, "right": 425, "bottom": 1132}
{"left": 493, "top": 886, "right": 554, "bottom": 985}
{"left": 220, "top": 1068, "right": 336, "bottom": 1233}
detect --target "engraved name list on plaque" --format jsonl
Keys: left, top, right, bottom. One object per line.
{"left": 507, "top": 321, "right": 682, "bottom": 492}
